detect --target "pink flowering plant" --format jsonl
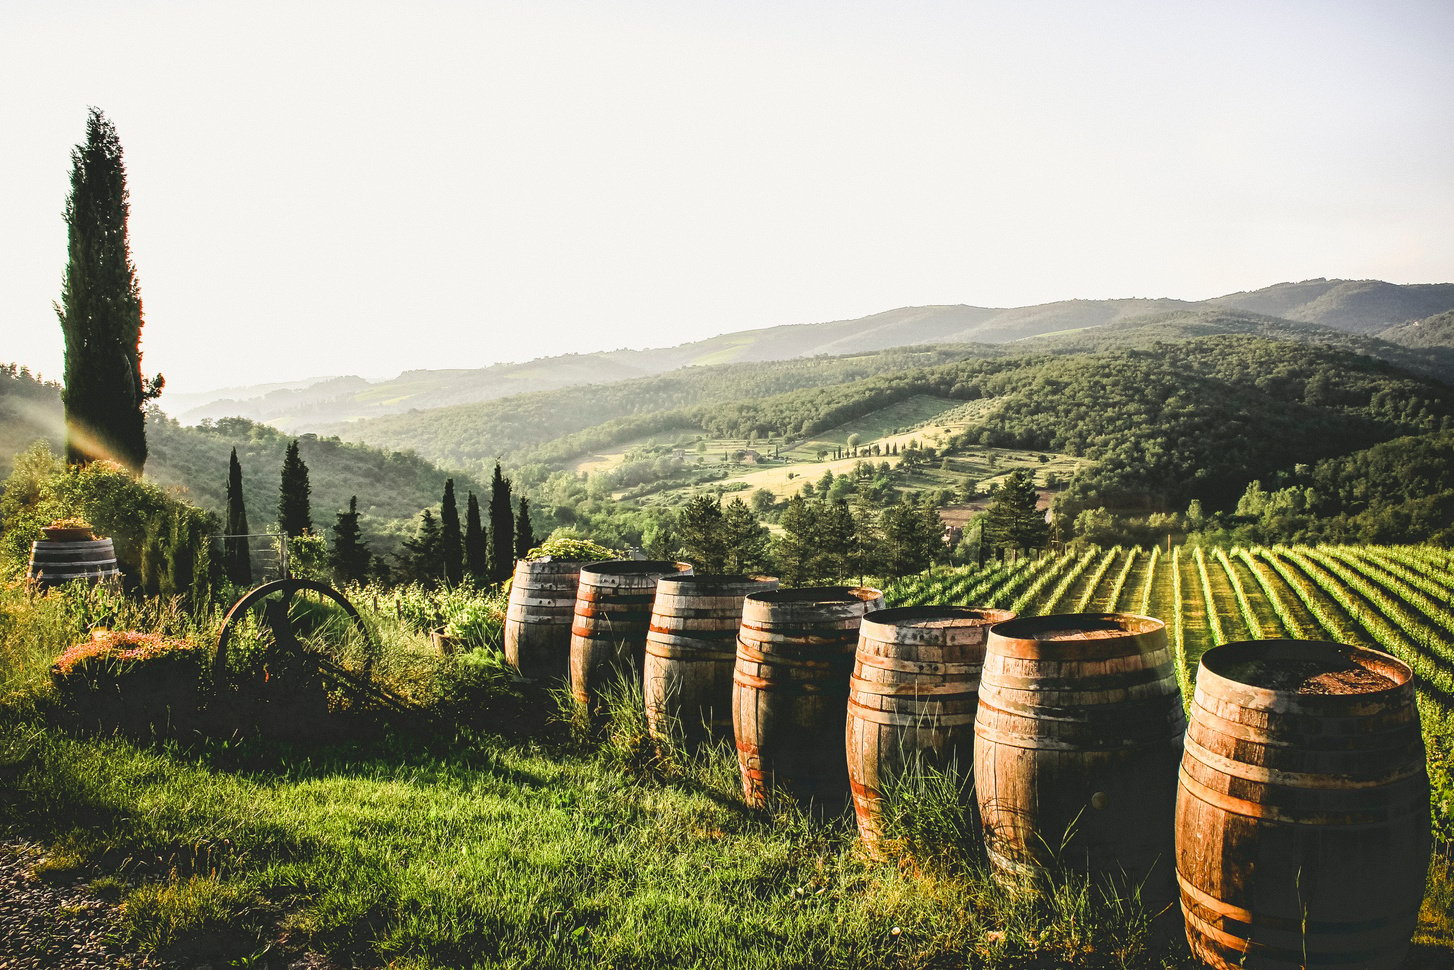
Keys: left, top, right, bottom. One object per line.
{"left": 51, "top": 630, "right": 202, "bottom": 729}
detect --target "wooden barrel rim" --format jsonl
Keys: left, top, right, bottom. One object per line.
{"left": 861, "top": 604, "right": 1013, "bottom": 630}
{"left": 655, "top": 573, "right": 778, "bottom": 594}
{"left": 746, "top": 585, "right": 881, "bottom": 607}
{"left": 580, "top": 559, "right": 691, "bottom": 579}
{"left": 1197, "top": 639, "right": 1412, "bottom": 707}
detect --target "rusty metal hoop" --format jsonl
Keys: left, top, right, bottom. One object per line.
{"left": 214, "top": 579, "right": 374, "bottom": 690}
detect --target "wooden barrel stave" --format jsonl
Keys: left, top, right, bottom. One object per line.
{"left": 644, "top": 574, "right": 778, "bottom": 748}
{"left": 28, "top": 539, "right": 121, "bottom": 588}
{"left": 569, "top": 560, "right": 693, "bottom": 710}
{"left": 503, "top": 558, "right": 585, "bottom": 683}
{"left": 1175, "top": 639, "right": 1430, "bottom": 970}
{"left": 973, "top": 612, "right": 1186, "bottom": 897}
{"left": 846, "top": 606, "right": 1014, "bottom": 848}
{"left": 734, "top": 586, "right": 884, "bottom": 812}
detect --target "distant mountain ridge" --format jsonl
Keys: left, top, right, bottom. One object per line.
{"left": 169, "top": 279, "right": 1454, "bottom": 430}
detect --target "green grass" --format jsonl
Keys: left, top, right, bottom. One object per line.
{"left": 0, "top": 579, "right": 1188, "bottom": 969}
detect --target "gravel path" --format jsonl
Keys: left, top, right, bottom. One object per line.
{"left": 0, "top": 840, "right": 166, "bottom": 969}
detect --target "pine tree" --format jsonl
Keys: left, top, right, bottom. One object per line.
{"left": 440, "top": 478, "right": 462, "bottom": 586}
{"left": 278, "top": 439, "right": 312, "bottom": 537}
{"left": 982, "top": 470, "right": 1048, "bottom": 556}
{"left": 721, "top": 497, "right": 770, "bottom": 574}
{"left": 514, "top": 496, "right": 537, "bottom": 559}
{"left": 57, "top": 108, "right": 162, "bottom": 472}
{"left": 774, "top": 495, "right": 820, "bottom": 585}
{"left": 464, "top": 491, "right": 487, "bottom": 581}
{"left": 224, "top": 447, "right": 252, "bottom": 585}
{"left": 677, "top": 494, "right": 727, "bottom": 571}
{"left": 330, "top": 496, "right": 370, "bottom": 586}
{"left": 487, "top": 463, "right": 514, "bottom": 582}
{"left": 400, "top": 509, "right": 443, "bottom": 586}
{"left": 820, "top": 499, "right": 862, "bottom": 581}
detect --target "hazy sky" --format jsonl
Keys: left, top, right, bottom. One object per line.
{"left": 4, "top": 0, "right": 1452, "bottom": 393}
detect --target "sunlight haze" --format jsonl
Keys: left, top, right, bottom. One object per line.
{"left": 3, "top": 0, "right": 1451, "bottom": 392}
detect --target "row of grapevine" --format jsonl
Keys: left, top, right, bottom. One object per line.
{"left": 884, "top": 543, "right": 1454, "bottom": 721}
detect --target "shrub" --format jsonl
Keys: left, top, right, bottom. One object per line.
{"left": 51, "top": 629, "right": 202, "bottom": 731}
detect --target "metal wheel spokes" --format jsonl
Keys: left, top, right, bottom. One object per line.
{"left": 215, "top": 579, "right": 374, "bottom": 690}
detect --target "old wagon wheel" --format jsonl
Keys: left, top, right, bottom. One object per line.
{"left": 215, "top": 579, "right": 409, "bottom": 720}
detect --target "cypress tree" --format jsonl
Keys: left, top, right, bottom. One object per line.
{"left": 224, "top": 447, "right": 252, "bottom": 585}
{"left": 440, "top": 478, "right": 463, "bottom": 586}
{"left": 464, "top": 491, "right": 487, "bottom": 582}
{"left": 57, "top": 108, "right": 162, "bottom": 473}
{"left": 487, "top": 463, "right": 513, "bottom": 582}
{"left": 278, "top": 439, "right": 312, "bottom": 538}
{"left": 514, "top": 496, "right": 536, "bottom": 559}
{"left": 330, "top": 496, "right": 370, "bottom": 586}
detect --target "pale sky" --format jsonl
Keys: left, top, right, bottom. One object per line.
{"left": 3, "top": 0, "right": 1451, "bottom": 393}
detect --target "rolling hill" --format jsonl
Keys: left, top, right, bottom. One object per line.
{"left": 169, "top": 279, "right": 1454, "bottom": 431}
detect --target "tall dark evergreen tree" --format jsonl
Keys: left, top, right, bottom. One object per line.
{"left": 399, "top": 509, "right": 444, "bottom": 586}
{"left": 983, "top": 469, "right": 1048, "bottom": 556}
{"left": 330, "top": 496, "right": 370, "bottom": 585}
{"left": 514, "top": 496, "right": 536, "bottom": 559}
{"left": 676, "top": 495, "right": 727, "bottom": 571}
{"left": 487, "top": 463, "right": 514, "bottom": 582}
{"left": 721, "top": 497, "right": 770, "bottom": 574}
{"left": 464, "top": 491, "right": 487, "bottom": 582}
{"left": 278, "top": 439, "right": 312, "bottom": 538}
{"left": 224, "top": 447, "right": 252, "bottom": 585}
{"left": 57, "top": 108, "right": 161, "bottom": 473}
{"left": 440, "top": 478, "right": 463, "bottom": 586}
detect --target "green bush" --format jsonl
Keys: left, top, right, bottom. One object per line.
{"left": 50, "top": 629, "right": 202, "bottom": 731}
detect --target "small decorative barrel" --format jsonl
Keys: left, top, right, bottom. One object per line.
{"left": 1176, "top": 639, "right": 1430, "bottom": 970}
{"left": 569, "top": 560, "right": 693, "bottom": 711}
{"left": 847, "top": 605, "right": 1014, "bottom": 850}
{"left": 644, "top": 573, "right": 779, "bottom": 749}
{"left": 733, "top": 585, "right": 884, "bottom": 812}
{"left": 974, "top": 612, "right": 1185, "bottom": 898}
{"left": 504, "top": 557, "right": 584, "bottom": 683}
{"left": 28, "top": 539, "right": 121, "bottom": 588}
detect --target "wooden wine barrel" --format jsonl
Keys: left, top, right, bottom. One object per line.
{"left": 504, "top": 557, "right": 584, "bottom": 683}
{"left": 973, "top": 612, "right": 1185, "bottom": 897}
{"left": 733, "top": 585, "right": 884, "bottom": 812}
{"left": 644, "top": 573, "right": 779, "bottom": 749}
{"left": 28, "top": 539, "right": 121, "bottom": 588}
{"left": 847, "top": 605, "right": 1015, "bottom": 848}
{"left": 1176, "top": 639, "right": 1430, "bottom": 970}
{"left": 569, "top": 560, "right": 693, "bottom": 711}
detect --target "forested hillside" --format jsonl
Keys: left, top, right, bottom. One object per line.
{"left": 319, "top": 345, "right": 995, "bottom": 468}
{"left": 0, "top": 367, "right": 481, "bottom": 555}
{"left": 169, "top": 280, "right": 1454, "bottom": 430}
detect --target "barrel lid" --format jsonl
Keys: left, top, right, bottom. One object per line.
{"left": 863, "top": 605, "right": 1014, "bottom": 629}
{"left": 989, "top": 612, "right": 1162, "bottom": 641}
{"left": 657, "top": 573, "right": 779, "bottom": 593}
{"left": 746, "top": 585, "right": 882, "bottom": 606}
{"left": 1198, "top": 639, "right": 1411, "bottom": 700}
{"left": 580, "top": 559, "right": 693, "bottom": 577}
